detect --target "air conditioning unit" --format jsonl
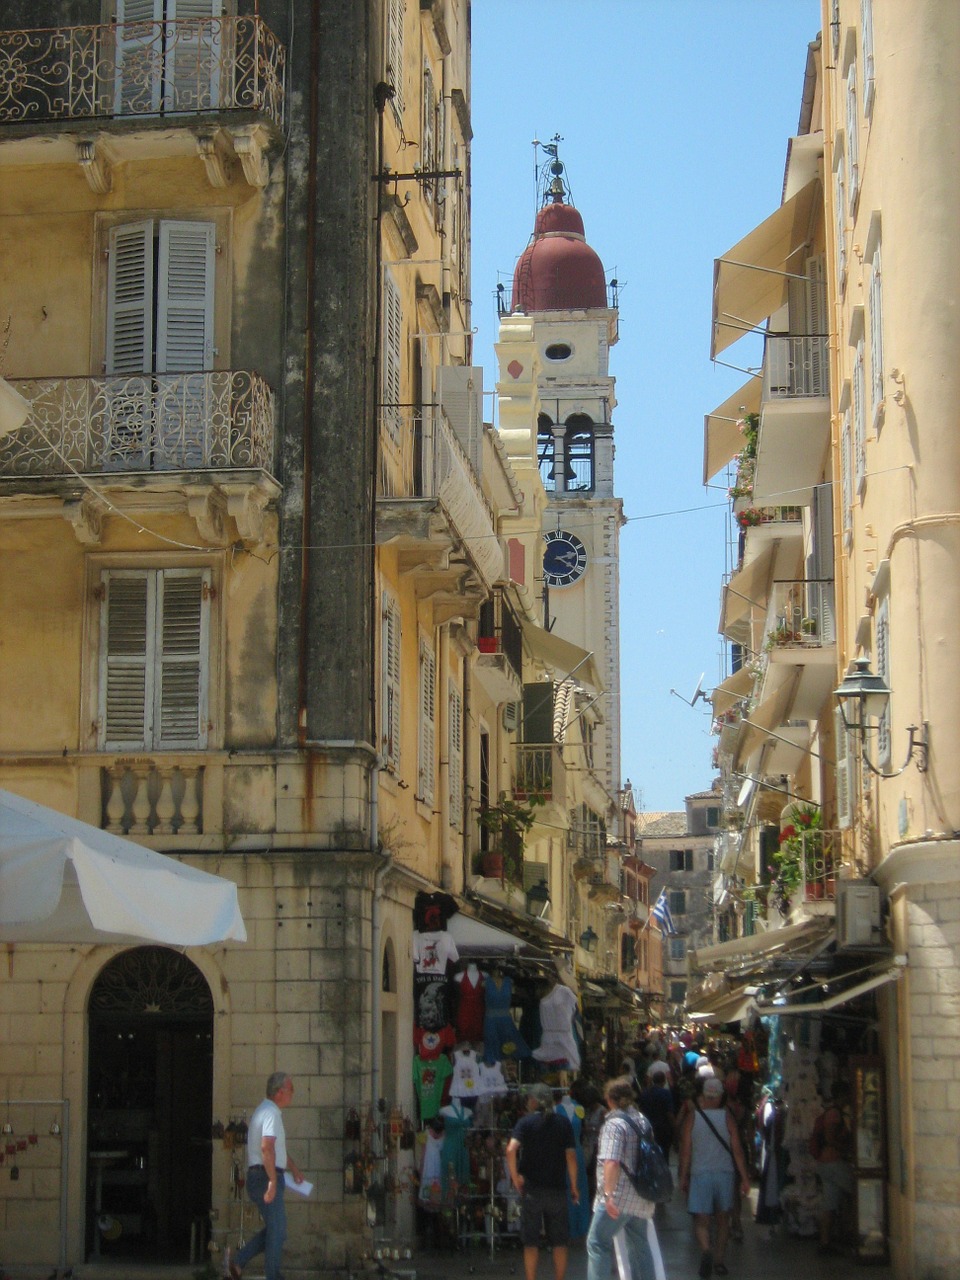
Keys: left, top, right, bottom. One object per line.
{"left": 836, "top": 880, "right": 882, "bottom": 949}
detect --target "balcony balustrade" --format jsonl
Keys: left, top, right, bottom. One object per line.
{"left": 0, "top": 371, "right": 274, "bottom": 477}
{"left": 513, "top": 743, "right": 567, "bottom": 809}
{"left": 101, "top": 759, "right": 204, "bottom": 837}
{"left": 377, "top": 407, "right": 502, "bottom": 591}
{"left": 767, "top": 579, "right": 836, "bottom": 649}
{"left": 0, "top": 16, "right": 285, "bottom": 130}
{"left": 762, "top": 335, "right": 829, "bottom": 400}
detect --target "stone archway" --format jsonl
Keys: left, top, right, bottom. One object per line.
{"left": 86, "top": 946, "right": 213, "bottom": 1263}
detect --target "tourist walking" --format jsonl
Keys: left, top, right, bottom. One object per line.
{"left": 586, "top": 1076, "right": 657, "bottom": 1280}
{"left": 506, "top": 1082, "right": 579, "bottom": 1280}
{"left": 678, "top": 1075, "right": 751, "bottom": 1279}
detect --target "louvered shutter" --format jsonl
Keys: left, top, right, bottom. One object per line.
{"left": 840, "top": 407, "right": 853, "bottom": 543}
{"left": 422, "top": 63, "right": 435, "bottom": 205}
{"left": 875, "top": 597, "right": 891, "bottom": 767}
{"left": 104, "top": 221, "right": 154, "bottom": 468}
{"left": 835, "top": 706, "right": 853, "bottom": 829}
{"left": 861, "top": 0, "right": 876, "bottom": 115}
{"left": 166, "top": 0, "right": 222, "bottom": 111}
{"left": 833, "top": 154, "right": 847, "bottom": 288}
{"left": 157, "top": 569, "right": 209, "bottom": 747}
{"left": 115, "top": 0, "right": 165, "bottom": 114}
{"left": 448, "top": 682, "right": 462, "bottom": 828}
{"left": 853, "top": 340, "right": 866, "bottom": 492}
{"left": 418, "top": 637, "right": 436, "bottom": 805}
{"left": 386, "top": 0, "right": 404, "bottom": 116}
{"left": 805, "top": 256, "right": 827, "bottom": 395}
{"left": 382, "top": 269, "right": 403, "bottom": 443}
{"left": 101, "top": 570, "right": 154, "bottom": 749}
{"left": 156, "top": 220, "right": 215, "bottom": 466}
{"left": 846, "top": 61, "right": 860, "bottom": 210}
{"left": 868, "top": 244, "right": 884, "bottom": 417}
{"left": 811, "top": 482, "right": 836, "bottom": 643}
{"left": 381, "top": 591, "right": 401, "bottom": 770}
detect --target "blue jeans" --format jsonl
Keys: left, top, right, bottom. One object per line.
{"left": 237, "top": 1165, "right": 286, "bottom": 1280}
{"left": 586, "top": 1203, "right": 654, "bottom": 1280}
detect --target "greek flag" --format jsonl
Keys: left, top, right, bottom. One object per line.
{"left": 651, "top": 889, "right": 677, "bottom": 936}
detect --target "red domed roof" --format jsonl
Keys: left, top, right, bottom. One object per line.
{"left": 512, "top": 200, "right": 607, "bottom": 312}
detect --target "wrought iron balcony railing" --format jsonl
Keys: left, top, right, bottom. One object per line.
{"left": 513, "top": 743, "right": 567, "bottom": 808}
{"left": 0, "top": 371, "right": 274, "bottom": 476}
{"left": 0, "top": 16, "right": 285, "bottom": 130}
{"left": 767, "top": 579, "right": 837, "bottom": 648}
{"left": 762, "top": 335, "right": 829, "bottom": 400}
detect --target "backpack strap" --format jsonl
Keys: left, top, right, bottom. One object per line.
{"left": 693, "top": 1101, "right": 735, "bottom": 1160}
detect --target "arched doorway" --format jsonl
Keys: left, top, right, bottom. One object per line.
{"left": 86, "top": 946, "right": 213, "bottom": 1262}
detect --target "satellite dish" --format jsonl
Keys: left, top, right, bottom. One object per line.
{"left": 670, "top": 673, "right": 709, "bottom": 708}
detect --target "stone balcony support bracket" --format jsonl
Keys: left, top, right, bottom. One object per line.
{"left": 221, "top": 482, "right": 272, "bottom": 544}
{"left": 76, "top": 138, "right": 113, "bottom": 194}
{"left": 62, "top": 493, "right": 104, "bottom": 545}
{"left": 196, "top": 126, "right": 233, "bottom": 188}
{"left": 185, "top": 486, "right": 228, "bottom": 545}
{"left": 229, "top": 124, "right": 272, "bottom": 188}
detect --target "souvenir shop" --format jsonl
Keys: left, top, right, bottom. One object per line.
{"left": 408, "top": 892, "right": 593, "bottom": 1254}
{"left": 689, "top": 917, "right": 901, "bottom": 1263}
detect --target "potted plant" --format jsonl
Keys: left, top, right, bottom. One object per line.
{"left": 771, "top": 803, "right": 828, "bottom": 909}
{"left": 476, "top": 794, "right": 544, "bottom": 883}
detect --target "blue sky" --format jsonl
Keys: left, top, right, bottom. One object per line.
{"left": 470, "top": 0, "right": 821, "bottom": 813}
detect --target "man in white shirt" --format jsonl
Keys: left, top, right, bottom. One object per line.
{"left": 227, "top": 1072, "right": 304, "bottom": 1280}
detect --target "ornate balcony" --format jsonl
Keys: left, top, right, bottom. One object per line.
{"left": 513, "top": 743, "right": 567, "bottom": 809}
{"left": 0, "top": 17, "right": 284, "bottom": 185}
{"left": 0, "top": 371, "right": 274, "bottom": 476}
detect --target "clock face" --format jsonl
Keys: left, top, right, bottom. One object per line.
{"left": 542, "top": 531, "right": 587, "bottom": 587}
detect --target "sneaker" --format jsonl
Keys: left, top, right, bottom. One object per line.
{"left": 698, "top": 1250, "right": 713, "bottom": 1279}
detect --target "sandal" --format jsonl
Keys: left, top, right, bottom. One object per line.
{"left": 715, "top": 1266, "right": 730, "bottom": 1277}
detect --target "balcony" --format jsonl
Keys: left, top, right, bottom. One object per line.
{"left": 0, "top": 17, "right": 285, "bottom": 185}
{"left": 513, "top": 743, "right": 567, "bottom": 810}
{"left": 761, "top": 578, "right": 837, "bottom": 723}
{"left": 753, "top": 335, "right": 830, "bottom": 505}
{"left": 0, "top": 372, "right": 278, "bottom": 541}
{"left": 377, "top": 407, "right": 502, "bottom": 620}
{"left": 475, "top": 587, "right": 524, "bottom": 705}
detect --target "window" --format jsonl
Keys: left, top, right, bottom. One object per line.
{"left": 98, "top": 566, "right": 211, "bottom": 750}
{"left": 705, "top": 805, "right": 720, "bottom": 829}
{"left": 417, "top": 636, "right": 436, "bottom": 805}
{"left": 621, "top": 934, "right": 636, "bottom": 971}
{"left": 669, "top": 849, "right": 693, "bottom": 872}
{"left": 448, "top": 681, "right": 463, "bottom": 828}
{"left": 835, "top": 704, "right": 855, "bottom": 830}
{"left": 845, "top": 61, "right": 860, "bottom": 212}
{"left": 421, "top": 62, "right": 436, "bottom": 206}
{"left": 670, "top": 937, "right": 686, "bottom": 960}
{"left": 669, "top": 890, "right": 686, "bottom": 916}
{"left": 382, "top": 268, "right": 403, "bottom": 444}
{"left": 861, "top": 0, "right": 876, "bottom": 116}
{"left": 544, "top": 343, "right": 572, "bottom": 362}
{"left": 841, "top": 404, "right": 854, "bottom": 546}
{"left": 114, "top": 0, "right": 224, "bottom": 115}
{"left": 381, "top": 590, "right": 402, "bottom": 770}
{"left": 385, "top": 0, "right": 404, "bottom": 117}
{"left": 833, "top": 146, "right": 848, "bottom": 289}
{"left": 853, "top": 338, "right": 866, "bottom": 493}
{"left": 868, "top": 240, "right": 884, "bottom": 427}
{"left": 875, "top": 596, "right": 891, "bottom": 768}
{"left": 564, "top": 415, "right": 594, "bottom": 491}
{"left": 537, "top": 415, "right": 557, "bottom": 491}
{"left": 669, "top": 981, "right": 687, "bottom": 1005}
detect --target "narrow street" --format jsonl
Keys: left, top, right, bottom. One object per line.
{"left": 406, "top": 1186, "right": 894, "bottom": 1280}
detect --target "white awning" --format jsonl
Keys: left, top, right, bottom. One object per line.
{"left": 719, "top": 542, "right": 777, "bottom": 634}
{"left": 703, "top": 377, "right": 762, "bottom": 484}
{"left": 691, "top": 919, "right": 833, "bottom": 977}
{"left": 0, "top": 789, "right": 246, "bottom": 945}
{"left": 755, "top": 958, "right": 906, "bottom": 1015}
{"left": 711, "top": 666, "right": 754, "bottom": 718}
{"left": 522, "top": 621, "right": 603, "bottom": 692}
{"left": 734, "top": 669, "right": 800, "bottom": 770}
{"left": 447, "top": 912, "right": 529, "bottom": 956}
{"left": 711, "top": 179, "right": 821, "bottom": 358}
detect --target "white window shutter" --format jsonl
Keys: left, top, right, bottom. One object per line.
{"left": 156, "top": 569, "right": 210, "bottom": 748}
{"left": 386, "top": 0, "right": 404, "bottom": 116}
{"left": 841, "top": 407, "right": 853, "bottom": 543}
{"left": 156, "top": 221, "right": 216, "bottom": 372}
{"left": 418, "top": 637, "right": 436, "bottom": 805}
{"left": 382, "top": 269, "right": 403, "bottom": 443}
{"left": 833, "top": 153, "right": 847, "bottom": 288}
{"left": 853, "top": 339, "right": 866, "bottom": 492}
{"left": 100, "top": 570, "right": 155, "bottom": 749}
{"left": 876, "top": 597, "right": 891, "bottom": 767}
{"left": 869, "top": 245, "right": 884, "bottom": 417}
{"left": 381, "top": 591, "right": 402, "bottom": 770}
{"left": 861, "top": 0, "right": 876, "bottom": 115}
{"left": 422, "top": 63, "right": 435, "bottom": 203}
{"left": 166, "top": 0, "right": 222, "bottom": 111}
{"left": 835, "top": 705, "right": 853, "bottom": 829}
{"left": 846, "top": 62, "right": 860, "bottom": 211}
{"left": 115, "top": 0, "right": 165, "bottom": 114}
{"left": 106, "top": 220, "right": 154, "bottom": 375}
{"left": 448, "top": 682, "right": 462, "bottom": 828}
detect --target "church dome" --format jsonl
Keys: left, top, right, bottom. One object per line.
{"left": 512, "top": 200, "right": 608, "bottom": 313}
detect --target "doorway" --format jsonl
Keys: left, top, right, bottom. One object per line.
{"left": 86, "top": 946, "right": 213, "bottom": 1262}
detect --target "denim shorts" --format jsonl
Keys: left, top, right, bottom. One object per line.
{"left": 687, "top": 1170, "right": 734, "bottom": 1215}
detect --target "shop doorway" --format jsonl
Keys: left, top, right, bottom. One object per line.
{"left": 86, "top": 946, "right": 213, "bottom": 1262}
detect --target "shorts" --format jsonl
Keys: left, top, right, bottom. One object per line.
{"left": 519, "top": 1184, "right": 570, "bottom": 1247}
{"left": 818, "top": 1159, "right": 854, "bottom": 1211}
{"left": 687, "top": 1170, "right": 735, "bottom": 1215}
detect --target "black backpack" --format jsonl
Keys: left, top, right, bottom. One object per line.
{"left": 620, "top": 1113, "right": 674, "bottom": 1204}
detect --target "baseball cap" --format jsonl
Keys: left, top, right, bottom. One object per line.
{"left": 703, "top": 1077, "right": 725, "bottom": 1098}
{"left": 648, "top": 1062, "right": 669, "bottom": 1081}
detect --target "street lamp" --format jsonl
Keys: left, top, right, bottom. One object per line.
{"left": 579, "top": 925, "right": 599, "bottom": 953}
{"left": 525, "top": 878, "right": 550, "bottom": 918}
{"left": 834, "top": 656, "right": 928, "bottom": 776}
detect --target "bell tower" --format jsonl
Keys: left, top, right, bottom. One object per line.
{"left": 506, "top": 141, "right": 625, "bottom": 810}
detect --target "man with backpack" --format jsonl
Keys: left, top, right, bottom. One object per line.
{"left": 585, "top": 1076, "right": 656, "bottom": 1280}
{"left": 810, "top": 1082, "right": 854, "bottom": 1254}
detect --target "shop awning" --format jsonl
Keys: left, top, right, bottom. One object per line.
{"left": 711, "top": 178, "right": 822, "bottom": 359}
{"left": 688, "top": 982, "right": 758, "bottom": 1025}
{"left": 754, "top": 955, "right": 906, "bottom": 1015}
{"left": 691, "top": 918, "right": 835, "bottom": 980}
{"left": 703, "top": 377, "right": 762, "bottom": 484}
{"left": 463, "top": 892, "right": 574, "bottom": 956}
{"left": 720, "top": 542, "right": 778, "bottom": 633}
{"left": 711, "top": 666, "right": 754, "bottom": 718}
{"left": 522, "top": 621, "right": 603, "bottom": 693}
{"left": 447, "top": 911, "right": 531, "bottom": 956}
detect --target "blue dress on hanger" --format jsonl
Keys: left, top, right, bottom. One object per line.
{"left": 440, "top": 1098, "right": 472, "bottom": 1195}
{"left": 483, "top": 972, "right": 531, "bottom": 1063}
{"left": 559, "top": 1098, "right": 591, "bottom": 1238}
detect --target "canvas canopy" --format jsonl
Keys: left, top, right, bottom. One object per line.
{"left": 0, "top": 789, "right": 246, "bottom": 945}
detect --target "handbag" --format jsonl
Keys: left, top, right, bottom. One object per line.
{"left": 620, "top": 1113, "right": 674, "bottom": 1203}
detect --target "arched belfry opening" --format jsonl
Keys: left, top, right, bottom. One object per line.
{"left": 86, "top": 946, "right": 214, "bottom": 1263}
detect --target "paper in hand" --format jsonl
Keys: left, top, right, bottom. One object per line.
{"left": 284, "top": 1172, "right": 313, "bottom": 1197}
